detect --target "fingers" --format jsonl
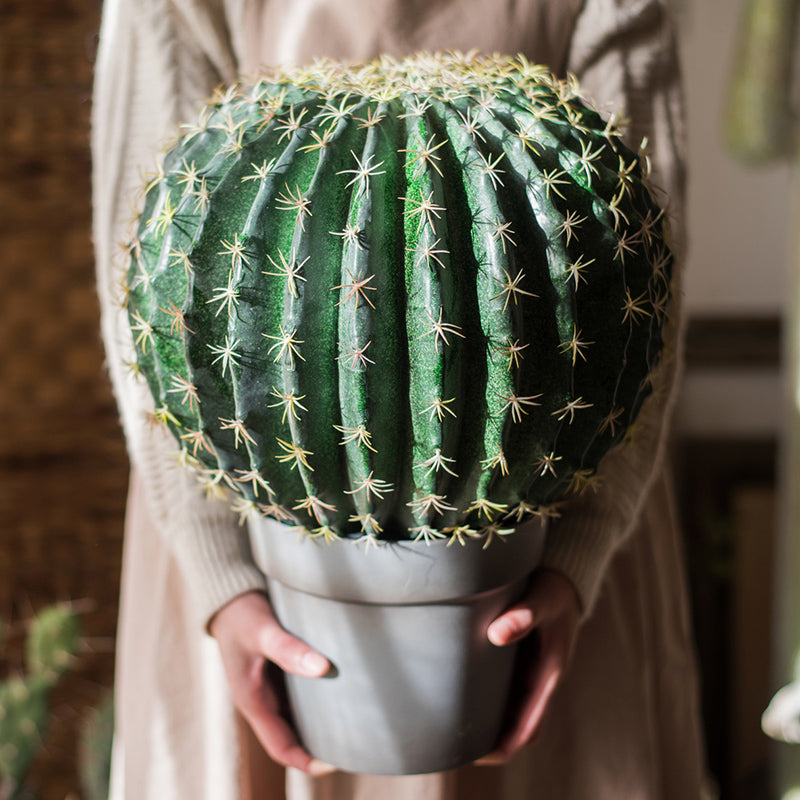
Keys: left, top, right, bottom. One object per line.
{"left": 478, "top": 631, "right": 565, "bottom": 765}
{"left": 211, "top": 592, "right": 336, "bottom": 775}
{"left": 487, "top": 569, "right": 581, "bottom": 647}
{"left": 487, "top": 605, "right": 535, "bottom": 646}
{"left": 236, "top": 674, "right": 335, "bottom": 775}
{"left": 213, "top": 591, "right": 330, "bottom": 677}
{"left": 498, "top": 642, "right": 563, "bottom": 757}
{"left": 480, "top": 569, "right": 582, "bottom": 764}
{"left": 257, "top": 616, "right": 330, "bottom": 677}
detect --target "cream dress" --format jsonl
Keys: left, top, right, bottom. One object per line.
{"left": 92, "top": 0, "right": 714, "bottom": 797}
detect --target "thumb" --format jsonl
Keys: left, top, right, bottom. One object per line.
{"left": 487, "top": 603, "right": 536, "bottom": 646}
{"left": 257, "top": 617, "right": 330, "bottom": 678}
{"left": 487, "top": 569, "right": 578, "bottom": 647}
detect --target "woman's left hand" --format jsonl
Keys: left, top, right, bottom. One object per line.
{"left": 479, "top": 568, "right": 582, "bottom": 763}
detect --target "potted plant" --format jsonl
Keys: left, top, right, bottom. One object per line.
{"left": 124, "top": 51, "right": 672, "bottom": 774}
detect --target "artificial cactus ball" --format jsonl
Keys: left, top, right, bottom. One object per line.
{"left": 126, "top": 51, "right": 673, "bottom": 544}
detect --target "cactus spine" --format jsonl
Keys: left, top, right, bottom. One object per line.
{"left": 126, "top": 52, "right": 673, "bottom": 544}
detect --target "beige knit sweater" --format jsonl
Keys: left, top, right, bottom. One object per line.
{"left": 93, "top": 0, "right": 686, "bottom": 629}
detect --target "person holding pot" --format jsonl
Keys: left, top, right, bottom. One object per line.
{"left": 92, "top": 0, "right": 712, "bottom": 797}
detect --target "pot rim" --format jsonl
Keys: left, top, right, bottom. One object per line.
{"left": 247, "top": 515, "right": 548, "bottom": 604}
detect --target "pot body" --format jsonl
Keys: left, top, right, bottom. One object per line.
{"left": 248, "top": 518, "right": 547, "bottom": 775}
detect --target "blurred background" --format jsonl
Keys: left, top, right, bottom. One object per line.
{"left": 0, "top": 0, "right": 796, "bottom": 797}
{"left": 2, "top": 0, "right": 126, "bottom": 798}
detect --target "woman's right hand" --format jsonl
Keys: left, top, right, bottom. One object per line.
{"left": 210, "top": 591, "right": 336, "bottom": 775}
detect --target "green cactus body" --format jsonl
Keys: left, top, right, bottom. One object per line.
{"left": 126, "top": 53, "right": 673, "bottom": 544}
{"left": 0, "top": 676, "right": 49, "bottom": 790}
{"left": 26, "top": 606, "right": 80, "bottom": 686}
{"left": 0, "top": 606, "right": 81, "bottom": 794}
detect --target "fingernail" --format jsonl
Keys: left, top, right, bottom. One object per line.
{"left": 474, "top": 752, "right": 506, "bottom": 767}
{"left": 308, "top": 758, "right": 337, "bottom": 776}
{"left": 301, "top": 651, "right": 329, "bottom": 676}
{"left": 487, "top": 620, "right": 513, "bottom": 646}
{"left": 489, "top": 609, "right": 534, "bottom": 646}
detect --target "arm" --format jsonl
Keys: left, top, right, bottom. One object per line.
{"left": 92, "top": 0, "right": 266, "bottom": 627}
{"left": 486, "top": 0, "right": 687, "bottom": 759}
{"left": 543, "top": 0, "right": 687, "bottom": 616}
{"left": 93, "top": 1, "right": 335, "bottom": 772}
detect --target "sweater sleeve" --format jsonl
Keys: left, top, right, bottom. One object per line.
{"left": 92, "top": 0, "right": 268, "bottom": 627}
{"left": 540, "top": 0, "right": 687, "bottom": 615}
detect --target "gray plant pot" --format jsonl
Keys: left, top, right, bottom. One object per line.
{"left": 247, "top": 517, "right": 547, "bottom": 775}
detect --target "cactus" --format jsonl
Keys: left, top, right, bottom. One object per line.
{"left": 25, "top": 606, "right": 80, "bottom": 687}
{"left": 0, "top": 605, "right": 80, "bottom": 799}
{"left": 125, "top": 51, "right": 673, "bottom": 544}
{"left": 78, "top": 692, "right": 114, "bottom": 800}
{"left": 0, "top": 676, "right": 49, "bottom": 799}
